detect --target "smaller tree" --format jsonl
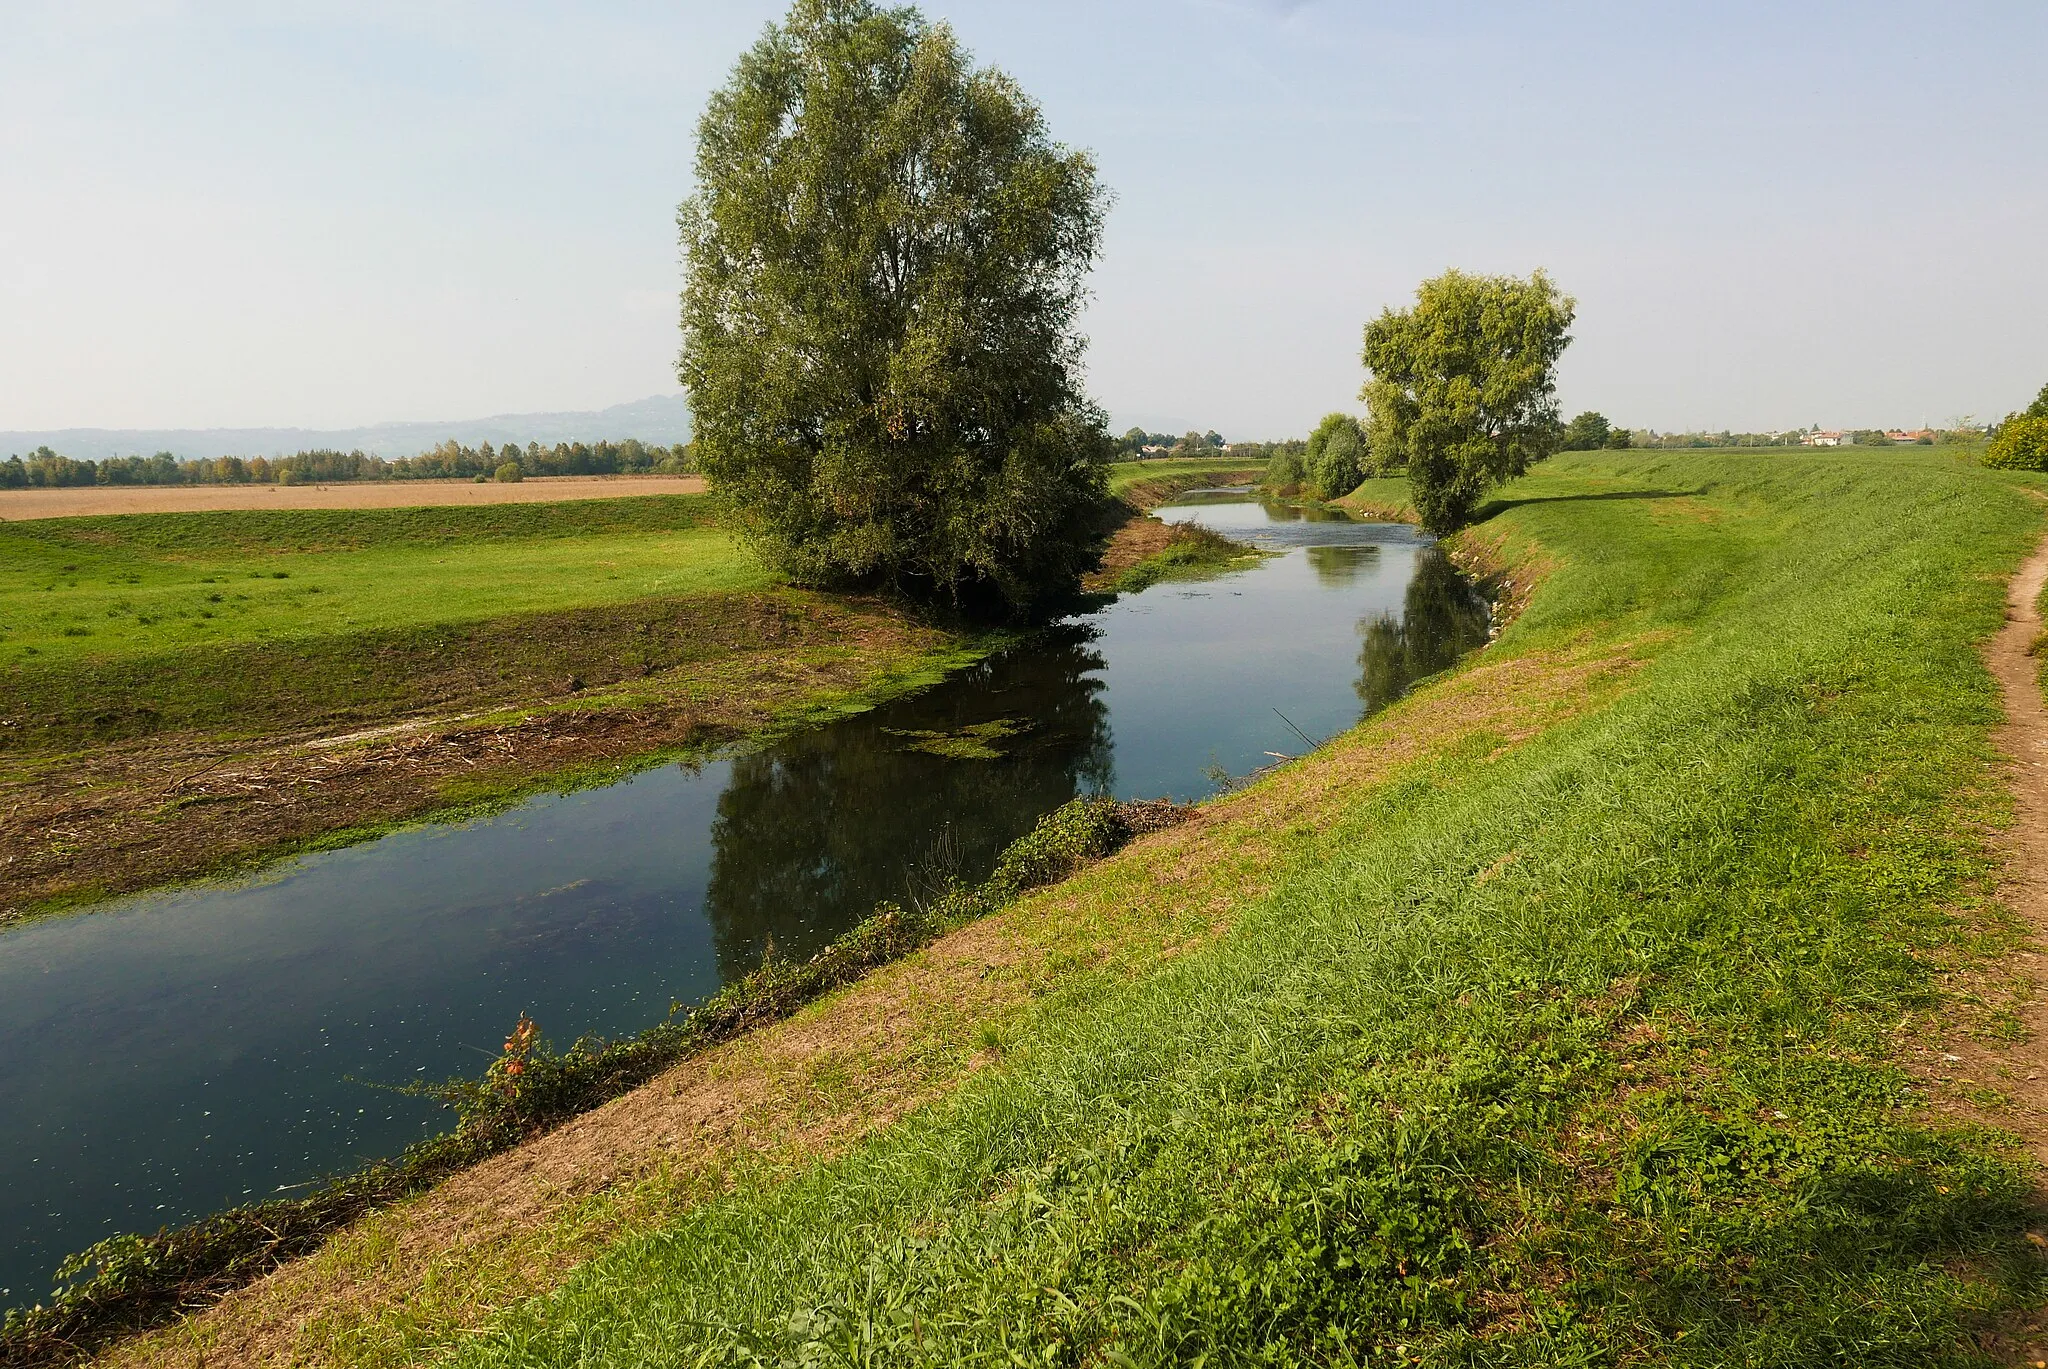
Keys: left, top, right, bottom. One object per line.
{"left": 1262, "top": 442, "right": 1306, "bottom": 492}
{"left": 1362, "top": 269, "right": 1575, "bottom": 534}
{"left": 1603, "top": 425, "right": 1632, "bottom": 450}
{"left": 1560, "top": 411, "right": 1611, "bottom": 451}
{"left": 1301, "top": 412, "right": 1367, "bottom": 499}
{"left": 2027, "top": 383, "right": 2048, "bottom": 421}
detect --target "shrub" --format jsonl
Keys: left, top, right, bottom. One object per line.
{"left": 1263, "top": 444, "right": 1306, "bottom": 493}
{"left": 1985, "top": 415, "right": 2048, "bottom": 472}
{"left": 494, "top": 462, "right": 524, "bottom": 483}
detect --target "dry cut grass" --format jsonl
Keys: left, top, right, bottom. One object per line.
{"left": 0, "top": 477, "right": 706, "bottom": 521}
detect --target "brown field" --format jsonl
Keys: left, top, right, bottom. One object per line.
{"left": 0, "top": 473, "right": 707, "bottom": 521}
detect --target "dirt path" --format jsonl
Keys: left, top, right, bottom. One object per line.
{"left": 1973, "top": 535, "right": 2048, "bottom": 1366}
{"left": 1983, "top": 536, "right": 2048, "bottom": 1168}
{"left": 0, "top": 474, "right": 704, "bottom": 520}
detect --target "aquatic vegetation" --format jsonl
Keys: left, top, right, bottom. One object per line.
{"left": 883, "top": 718, "right": 1031, "bottom": 760}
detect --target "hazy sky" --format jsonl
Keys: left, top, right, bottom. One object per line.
{"left": 4, "top": 1, "right": 2045, "bottom": 437}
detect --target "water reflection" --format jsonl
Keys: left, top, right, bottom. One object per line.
{"left": 704, "top": 629, "right": 1113, "bottom": 977}
{"left": 1305, "top": 544, "right": 1380, "bottom": 588}
{"left": 1256, "top": 498, "right": 1354, "bottom": 523}
{"left": 1356, "top": 546, "right": 1493, "bottom": 715}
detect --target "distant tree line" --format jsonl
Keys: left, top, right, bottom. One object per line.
{"left": 0, "top": 439, "right": 697, "bottom": 489}
{"left": 1116, "top": 428, "right": 1225, "bottom": 457}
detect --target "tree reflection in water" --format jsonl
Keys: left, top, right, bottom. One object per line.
{"left": 1305, "top": 544, "right": 1380, "bottom": 589}
{"left": 1258, "top": 498, "right": 1351, "bottom": 523}
{"left": 703, "top": 623, "right": 1114, "bottom": 979}
{"left": 1356, "top": 546, "right": 1492, "bottom": 716}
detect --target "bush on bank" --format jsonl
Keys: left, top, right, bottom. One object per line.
{"left": 1985, "top": 414, "right": 2048, "bottom": 472}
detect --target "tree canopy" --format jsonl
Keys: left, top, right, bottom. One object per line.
{"left": 1301, "top": 413, "right": 1368, "bottom": 499}
{"left": 679, "top": 0, "right": 1112, "bottom": 615}
{"left": 2027, "top": 382, "right": 2048, "bottom": 421}
{"left": 1361, "top": 270, "right": 1575, "bottom": 534}
{"left": 1561, "top": 411, "right": 1612, "bottom": 451}
{"left": 1986, "top": 416, "right": 2048, "bottom": 472}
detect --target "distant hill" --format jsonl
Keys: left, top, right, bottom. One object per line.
{"left": 0, "top": 394, "right": 695, "bottom": 461}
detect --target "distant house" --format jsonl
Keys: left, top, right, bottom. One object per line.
{"left": 1139, "top": 444, "right": 1170, "bottom": 457}
{"left": 1885, "top": 429, "right": 1934, "bottom": 444}
{"left": 1801, "top": 430, "right": 1845, "bottom": 447}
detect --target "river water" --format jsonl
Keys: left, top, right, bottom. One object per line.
{"left": 0, "top": 494, "right": 1487, "bottom": 1306}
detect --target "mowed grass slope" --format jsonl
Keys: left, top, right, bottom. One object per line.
{"left": 0, "top": 496, "right": 780, "bottom": 749}
{"left": 449, "top": 449, "right": 2048, "bottom": 1367}
{"left": 0, "top": 497, "right": 754, "bottom": 670}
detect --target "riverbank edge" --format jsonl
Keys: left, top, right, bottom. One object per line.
{"left": 2, "top": 464, "right": 1259, "bottom": 929}
{"left": 72, "top": 497, "right": 1566, "bottom": 1369}
{"left": 0, "top": 798, "right": 1195, "bottom": 1369}
{"left": 19, "top": 469, "right": 1517, "bottom": 1367}
{"left": 0, "top": 601, "right": 990, "bottom": 931}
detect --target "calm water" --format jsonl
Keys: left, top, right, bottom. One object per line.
{"left": 0, "top": 495, "right": 1487, "bottom": 1306}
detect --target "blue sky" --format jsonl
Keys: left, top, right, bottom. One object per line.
{"left": 3, "top": 1, "right": 2044, "bottom": 437}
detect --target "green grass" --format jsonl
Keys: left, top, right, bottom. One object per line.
{"left": 0, "top": 495, "right": 753, "bottom": 672}
{"left": 1105, "top": 521, "right": 1266, "bottom": 595}
{"left": 1108, "top": 454, "right": 1263, "bottom": 497}
{"left": 452, "top": 448, "right": 2048, "bottom": 1367}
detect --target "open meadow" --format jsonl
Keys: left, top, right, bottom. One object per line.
{"left": 77, "top": 444, "right": 2048, "bottom": 1369}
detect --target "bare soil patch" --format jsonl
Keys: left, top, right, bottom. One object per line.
{"left": 1080, "top": 514, "right": 1179, "bottom": 590}
{"left": 0, "top": 476, "right": 706, "bottom": 521}
{"left": 0, "top": 594, "right": 946, "bottom": 922}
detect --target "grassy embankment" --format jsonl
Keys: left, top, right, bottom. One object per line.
{"left": 103, "top": 445, "right": 2048, "bottom": 1368}
{"left": 1089, "top": 458, "right": 1267, "bottom": 592}
{"left": 0, "top": 495, "right": 980, "bottom": 918}
{"left": 1, "top": 461, "right": 1257, "bottom": 918}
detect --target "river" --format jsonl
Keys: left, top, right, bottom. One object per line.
{"left": 0, "top": 492, "right": 1488, "bottom": 1306}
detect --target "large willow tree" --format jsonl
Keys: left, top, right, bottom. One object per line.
{"left": 680, "top": 0, "right": 1113, "bottom": 615}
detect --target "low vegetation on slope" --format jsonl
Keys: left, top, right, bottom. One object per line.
{"left": 416, "top": 448, "right": 2046, "bottom": 1367}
